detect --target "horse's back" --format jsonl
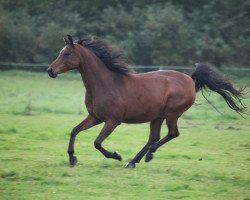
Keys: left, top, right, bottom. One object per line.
{"left": 134, "top": 70, "right": 195, "bottom": 96}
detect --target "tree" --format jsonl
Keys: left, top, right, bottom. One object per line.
{"left": 0, "top": 0, "right": 249, "bottom": 68}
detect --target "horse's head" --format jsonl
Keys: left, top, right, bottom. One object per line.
{"left": 47, "top": 35, "right": 81, "bottom": 78}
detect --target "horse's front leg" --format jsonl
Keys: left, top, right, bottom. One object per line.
{"left": 94, "top": 121, "right": 121, "bottom": 161}
{"left": 68, "top": 115, "right": 100, "bottom": 167}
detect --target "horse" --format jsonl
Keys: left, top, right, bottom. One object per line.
{"left": 47, "top": 35, "right": 245, "bottom": 168}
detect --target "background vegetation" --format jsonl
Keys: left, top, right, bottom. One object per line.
{"left": 0, "top": 0, "right": 249, "bottom": 67}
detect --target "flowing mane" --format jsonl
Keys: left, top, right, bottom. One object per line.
{"left": 77, "top": 36, "right": 133, "bottom": 75}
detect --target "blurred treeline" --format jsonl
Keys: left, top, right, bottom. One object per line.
{"left": 0, "top": 0, "right": 249, "bottom": 67}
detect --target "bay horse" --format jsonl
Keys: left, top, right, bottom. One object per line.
{"left": 47, "top": 35, "right": 245, "bottom": 168}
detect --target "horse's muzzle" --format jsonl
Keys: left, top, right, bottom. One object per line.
{"left": 47, "top": 68, "right": 57, "bottom": 78}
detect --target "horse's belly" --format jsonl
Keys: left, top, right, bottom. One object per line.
{"left": 122, "top": 105, "right": 164, "bottom": 123}
{"left": 123, "top": 116, "right": 159, "bottom": 123}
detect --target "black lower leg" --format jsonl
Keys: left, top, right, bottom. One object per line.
{"left": 67, "top": 115, "right": 100, "bottom": 167}
{"left": 145, "top": 136, "right": 172, "bottom": 163}
{"left": 131, "top": 143, "right": 151, "bottom": 163}
{"left": 125, "top": 143, "right": 151, "bottom": 168}
{"left": 149, "top": 136, "right": 173, "bottom": 153}
{"left": 94, "top": 141, "right": 122, "bottom": 161}
{"left": 94, "top": 121, "right": 121, "bottom": 161}
{"left": 126, "top": 119, "right": 163, "bottom": 168}
{"left": 68, "top": 125, "right": 82, "bottom": 167}
{"left": 145, "top": 126, "right": 179, "bottom": 163}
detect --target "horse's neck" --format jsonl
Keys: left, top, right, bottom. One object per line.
{"left": 78, "top": 48, "right": 114, "bottom": 94}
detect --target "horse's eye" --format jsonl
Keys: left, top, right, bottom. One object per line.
{"left": 64, "top": 52, "right": 70, "bottom": 56}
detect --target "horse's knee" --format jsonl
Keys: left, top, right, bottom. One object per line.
{"left": 169, "top": 127, "right": 180, "bottom": 139}
{"left": 71, "top": 124, "right": 84, "bottom": 137}
{"left": 94, "top": 141, "right": 101, "bottom": 149}
{"left": 68, "top": 150, "right": 74, "bottom": 155}
{"left": 174, "top": 128, "right": 180, "bottom": 138}
{"left": 71, "top": 127, "right": 78, "bottom": 137}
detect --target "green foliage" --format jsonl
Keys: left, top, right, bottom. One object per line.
{"left": 187, "top": 0, "right": 250, "bottom": 67}
{"left": 0, "top": 71, "right": 249, "bottom": 199}
{"left": 0, "top": 1, "right": 249, "bottom": 67}
{"left": 0, "top": 6, "right": 35, "bottom": 62}
{"left": 143, "top": 3, "right": 190, "bottom": 65}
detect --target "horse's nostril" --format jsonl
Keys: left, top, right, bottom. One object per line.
{"left": 47, "top": 68, "right": 57, "bottom": 78}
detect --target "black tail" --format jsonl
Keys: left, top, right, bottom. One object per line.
{"left": 191, "top": 63, "right": 246, "bottom": 114}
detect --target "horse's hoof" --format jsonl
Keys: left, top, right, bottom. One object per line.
{"left": 125, "top": 162, "right": 136, "bottom": 168}
{"left": 145, "top": 152, "right": 154, "bottom": 162}
{"left": 113, "top": 151, "right": 122, "bottom": 161}
{"left": 69, "top": 156, "right": 78, "bottom": 167}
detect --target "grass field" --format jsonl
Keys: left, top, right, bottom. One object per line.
{"left": 0, "top": 70, "right": 249, "bottom": 200}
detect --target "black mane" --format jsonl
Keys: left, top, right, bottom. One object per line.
{"left": 77, "top": 36, "right": 133, "bottom": 75}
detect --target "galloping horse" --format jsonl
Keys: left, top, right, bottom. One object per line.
{"left": 47, "top": 35, "right": 245, "bottom": 168}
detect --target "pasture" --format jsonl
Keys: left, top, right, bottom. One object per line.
{"left": 0, "top": 70, "right": 249, "bottom": 200}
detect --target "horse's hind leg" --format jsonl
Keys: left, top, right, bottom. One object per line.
{"left": 145, "top": 115, "right": 179, "bottom": 163}
{"left": 68, "top": 115, "right": 100, "bottom": 167}
{"left": 125, "top": 118, "right": 164, "bottom": 168}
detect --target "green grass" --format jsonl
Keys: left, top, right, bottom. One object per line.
{"left": 0, "top": 70, "right": 250, "bottom": 200}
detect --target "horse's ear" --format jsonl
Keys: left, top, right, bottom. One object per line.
{"left": 67, "top": 35, "right": 74, "bottom": 47}
{"left": 63, "top": 37, "right": 69, "bottom": 45}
